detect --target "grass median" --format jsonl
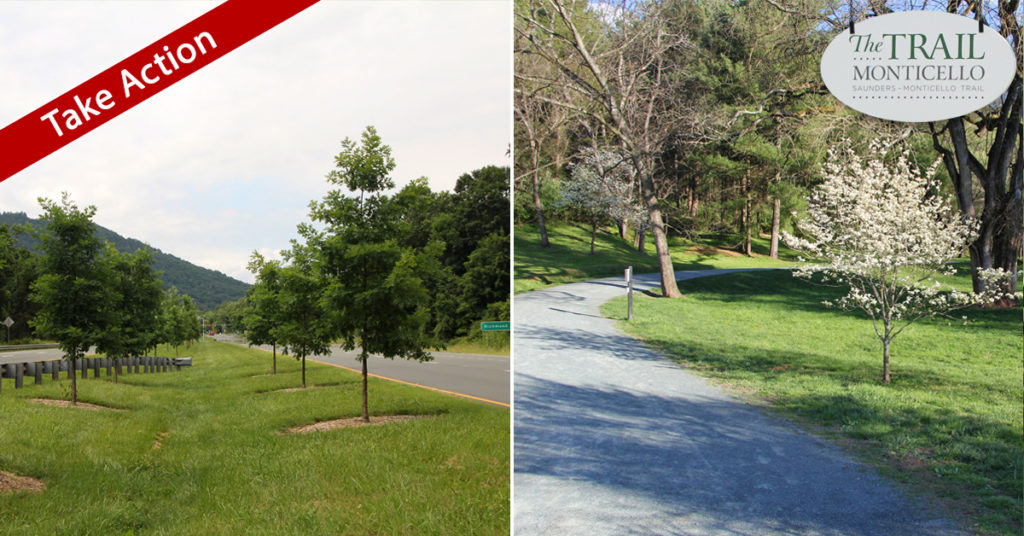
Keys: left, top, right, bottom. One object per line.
{"left": 602, "top": 269, "right": 1021, "bottom": 536}
{"left": 0, "top": 340, "right": 509, "bottom": 535}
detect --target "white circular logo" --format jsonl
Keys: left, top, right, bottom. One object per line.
{"left": 820, "top": 11, "right": 1016, "bottom": 122}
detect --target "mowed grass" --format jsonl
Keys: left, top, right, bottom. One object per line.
{"left": 0, "top": 341, "right": 508, "bottom": 535}
{"left": 602, "top": 270, "right": 1022, "bottom": 536}
{"left": 441, "top": 339, "right": 509, "bottom": 357}
{"left": 514, "top": 223, "right": 798, "bottom": 293}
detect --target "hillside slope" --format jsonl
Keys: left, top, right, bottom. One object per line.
{"left": 0, "top": 212, "right": 248, "bottom": 310}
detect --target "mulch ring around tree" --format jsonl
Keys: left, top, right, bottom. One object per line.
{"left": 270, "top": 385, "right": 332, "bottom": 394}
{"left": 283, "top": 415, "right": 433, "bottom": 435}
{"left": 27, "top": 398, "right": 124, "bottom": 411}
{"left": 0, "top": 471, "right": 45, "bottom": 494}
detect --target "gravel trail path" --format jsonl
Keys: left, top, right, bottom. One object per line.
{"left": 513, "top": 269, "right": 963, "bottom": 536}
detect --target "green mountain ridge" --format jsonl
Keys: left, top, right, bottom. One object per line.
{"left": 0, "top": 212, "right": 249, "bottom": 310}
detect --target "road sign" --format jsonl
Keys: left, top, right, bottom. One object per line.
{"left": 480, "top": 321, "right": 510, "bottom": 332}
{"left": 2, "top": 317, "right": 12, "bottom": 328}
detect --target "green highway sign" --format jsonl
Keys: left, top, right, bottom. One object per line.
{"left": 480, "top": 321, "right": 510, "bottom": 332}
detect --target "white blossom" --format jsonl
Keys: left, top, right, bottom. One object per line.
{"left": 783, "top": 138, "right": 1017, "bottom": 382}
{"left": 561, "top": 148, "right": 646, "bottom": 228}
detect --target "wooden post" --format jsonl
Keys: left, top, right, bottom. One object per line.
{"left": 80, "top": 359, "right": 88, "bottom": 380}
{"left": 14, "top": 362, "right": 23, "bottom": 389}
{"left": 626, "top": 266, "right": 634, "bottom": 321}
{"left": 34, "top": 362, "right": 43, "bottom": 385}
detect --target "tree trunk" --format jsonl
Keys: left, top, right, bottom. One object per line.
{"left": 618, "top": 220, "right": 627, "bottom": 240}
{"left": 530, "top": 138, "right": 550, "bottom": 248}
{"left": 636, "top": 164, "right": 681, "bottom": 298}
{"left": 741, "top": 174, "right": 752, "bottom": 256}
{"left": 70, "top": 359, "right": 77, "bottom": 405}
{"left": 931, "top": 75, "right": 1022, "bottom": 299}
{"left": 590, "top": 218, "right": 597, "bottom": 255}
{"left": 272, "top": 343, "right": 277, "bottom": 375}
{"left": 882, "top": 338, "right": 891, "bottom": 384}
{"left": 361, "top": 349, "right": 370, "bottom": 423}
{"left": 301, "top": 355, "right": 306, "bottom": 389}
{"left": 769, "top": 197, "right": 781, "bottom": 259}
{"left": 637, "top": 229, "right": 646, "bottom": 254}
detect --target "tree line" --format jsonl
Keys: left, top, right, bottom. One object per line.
{"left": 0, "top": 212, "right": 249, "bottom": 311}
{"left": 223, "top": 126, "right": 509, "bottom": 421}
{"left": 514, "top": 0, "right": 1021, "bottom": 302}
{"left": 0, "top": 193, "right": 201, "bottom": 404}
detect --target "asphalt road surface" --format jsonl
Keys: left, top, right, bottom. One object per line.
{"left": 0, "top": 347, "right": 65, "bottom": 366}
{"left": 514, "top": 269, "right": 964, "bottom": 536}
{"left": 214, "top": 334, "right": 509, "bottom": 406}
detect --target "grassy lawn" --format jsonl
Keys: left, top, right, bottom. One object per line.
{"left": 514, "top": 222, "right": 798, "bottom": 293}
{"left": 0, "top": 341, "right": 508, "bottom": 535}
{"left": 602, "top": 270, "right": 1022, "bottom": 536}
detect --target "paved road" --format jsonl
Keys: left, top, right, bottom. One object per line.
{"left": 214, "top": 334, "right": 509, "bottom": 406}
{"left": 0, "top": 348, "right": 66, "bottom": 366}
{"left": 514, "top": 269, "right": 964, "bottom": 536}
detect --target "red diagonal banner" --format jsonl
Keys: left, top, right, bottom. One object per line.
{"left": 0, "top": 0, "right": 320, "bottom": 183}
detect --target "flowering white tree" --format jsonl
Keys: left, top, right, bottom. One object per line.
{"left": 561, "top": 148, "right": 645, "bottom": 254}
{"left": 784, "top": 139, "right": 1016, "bottom": 384}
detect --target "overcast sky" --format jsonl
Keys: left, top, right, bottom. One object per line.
{"left": 0, "top": 1, "right": 511, "bottom": 284}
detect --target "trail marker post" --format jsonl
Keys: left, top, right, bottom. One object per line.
{"left": 625, "top": 266, "right": 634, "bottom": 321}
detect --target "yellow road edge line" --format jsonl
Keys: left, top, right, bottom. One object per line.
{"left": 313, "top": 359, "right": 510, "bottom": 408}
{"left": 229, "top": 342, "right": 509, "bottom": 408}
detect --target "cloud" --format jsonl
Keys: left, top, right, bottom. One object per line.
{"left": 0, "top": 1, "right": 511, "bottom": 286}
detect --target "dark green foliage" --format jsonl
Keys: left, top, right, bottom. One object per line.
{"left": 0, "top": 223, "right": 39, "bottom": 341}
{"left": 244, "top": 254, "right": 284, "bottom": 375}
{"left": 29, "top": 194, "right": 108, "bottom": 403}
{"left": 0, "top": 212, "right": 248, "bottom": 310}
{"left": 457, "top": 233, "right": 510, "bottom": 331}
{"left": 95, "top": 246, "right": 163, "bottom": 380}
{"left": 443, "top": 165, "right": 510, "bottom": 272}
{"left": 244, "top": 255, "right": 282, "bottom": 349}
{"left": 275, "top": 243, "right": 331, "bottom": 388}
{"left": 311, "top": 126, "right": 441, "bottom": 420}
{"left": 390, "top": 177, "right": 440, "bottom": 249}
{"left": 161, "top": 287, "right": 200, "bottom": 356}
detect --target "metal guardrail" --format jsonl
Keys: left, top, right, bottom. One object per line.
{"left": 0, "top": 356, "right": 190, "bottom": 392}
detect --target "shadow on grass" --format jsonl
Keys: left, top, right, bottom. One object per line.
{"left": 674, "top": 270, "right": 1021, "bottom": 332}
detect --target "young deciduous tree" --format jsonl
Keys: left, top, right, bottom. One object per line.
{"left": 96, "top": 246, "right": 163, "bottom": 383}
{"left": 245, "top": 254, "right": 284, "bottom": 374}
{"left": 29, "top": 194, "right": 107, "bottom": 405}
{"left": 517, "top": 0, "right": 712, "bottom": 297}
{"left": 561, "top": 148, "right": 643, "bottom": 254}
{"left": 784, "top": 140, "right": 1016, "bottom": 383}
{"left": 310, "top": 126, "right": 437, "bottom": 422}
{"left": 276, "top": 242, "right": 331, "bottom": 389}
{"left": 161, "top": 288, "right": 199, "bottom": 357}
